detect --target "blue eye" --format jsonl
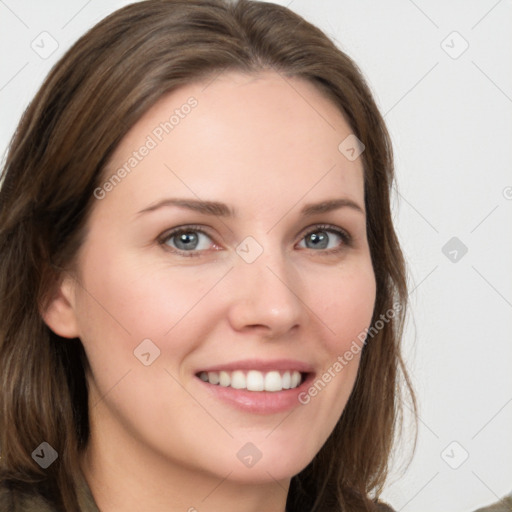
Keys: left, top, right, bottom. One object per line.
{"left": 159, "top": 224, "right": 351, "bottom": 257}
{"left": 298, "top": 225, "right": 351, "bottom": 252}
{"left": 161, "top": 226, "right": 214, "bottom": 254}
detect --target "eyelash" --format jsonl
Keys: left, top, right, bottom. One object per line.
{"left": 158, "top": 223, "right": 353, "bottom": 258}
{"left": 158, "top": 224, "right": 352, "bottom": 257}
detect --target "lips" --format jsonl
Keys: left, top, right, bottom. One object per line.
{"left": 194, "top": 359, "right": 314, "bottom": 411}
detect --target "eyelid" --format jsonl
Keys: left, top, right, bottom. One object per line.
{"left": 157, "top": 224, "right": 218, "bottom": 257}
{"left": 299, "top": 223, "right": 351, "bottom": 240}
{"left": 157, "top": 223, "right": 352, "bottom": 256}
{"left": 298, "top": 223, "right": 353, "bottom": 251}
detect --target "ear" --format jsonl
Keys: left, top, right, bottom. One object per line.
{"left": 41, "top": 273, "right": 80, "bottom": 339}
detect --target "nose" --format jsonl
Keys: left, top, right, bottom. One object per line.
{"left": 225, "top": 247, "right": 305, "bottom": 339}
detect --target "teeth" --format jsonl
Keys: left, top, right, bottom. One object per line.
{"left": 219, "top": 371, "right": 230, "bottom": 387}
{"left": 291, "top": 370, "right": 301, "bottom": 388}
{"left": 282, "top": 371, "right": 291, "bottom": 389}
{"left": 264, "top": 371, "right": 282, "bottom": 392}
{"left": 247, "top": 370, "right": 264, "bottom": 391}
{"left": 198, "top": 369, "right": 303, "bottom": 392}
{"left": 231, "top": 370, "right": 246, "bottom": 389}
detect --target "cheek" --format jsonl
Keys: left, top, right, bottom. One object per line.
{"left": 72, "top": 240, "right": 377, "bottom": 481}
{"left": 74, "top": 252, "right": 230, "bottom": 366}
{"left": 304, "top": 258, "right": 376, "bottom": 352}
{"left": 296, "top": 258, "right": 376, "bottom": 412}
{"left": 77, "top": 240, "right": 170, "bottom": 324}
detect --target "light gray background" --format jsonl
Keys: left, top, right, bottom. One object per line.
{"left": 1, "top": 1, "right": 511, "bottom": 510}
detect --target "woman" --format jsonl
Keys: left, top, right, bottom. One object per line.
{"left": 0, "top": 1, "right": 415, "bottom": 510}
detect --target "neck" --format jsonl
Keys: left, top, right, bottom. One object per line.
{"left": 80, "top": 413, "right": 290, "bottom": 512}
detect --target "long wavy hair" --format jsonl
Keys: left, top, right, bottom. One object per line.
{"left": 0, "top": 1, "right": 416, "bottom": 510}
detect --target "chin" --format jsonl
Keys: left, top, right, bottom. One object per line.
{"left": 222, "top": 458, "right": 311, "bottom": 484}
{"left": 208, "top": 439, "right": 318, "bottom": 484}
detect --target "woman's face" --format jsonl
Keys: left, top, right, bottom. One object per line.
{"left": 56, "top": 71, "right": 376, "bottom": 484}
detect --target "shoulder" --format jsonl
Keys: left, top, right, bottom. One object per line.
{"left": 0, "top": 475, "right": 99, "bottom": 512}
{"left": 473, "top": 495, "right": 512, "bottom": 512}
{"left": 0, "top": 481, "right": 59, "bottom": 512}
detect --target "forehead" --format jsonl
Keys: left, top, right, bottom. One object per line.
{"left": 100, "top": 71, "right": 365, "bottom": 218}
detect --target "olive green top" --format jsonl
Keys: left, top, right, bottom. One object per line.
{"left": 2, "top": 476, "right": 511, "bottom": 512}
{"left": 0, "top": 476, "right": 99, "bottom": 512}
{"left": 0, "top": 479, "right": 402, "bottom": 512}
{"left": 0, "top": 476, "right": 401, "bottom": 512}
{"left": 473, "top": 496, "right": 512, "bottom": 512}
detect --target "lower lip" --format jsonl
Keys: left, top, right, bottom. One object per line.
{"left": 196, "top": 373, "right": 315, "bottom": 414}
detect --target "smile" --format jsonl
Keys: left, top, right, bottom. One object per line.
{"left": 197, "top": 369, "right": 304, "bottom": 392}
{"left": 194, "top": 359, "right": 315, "bottom": 413}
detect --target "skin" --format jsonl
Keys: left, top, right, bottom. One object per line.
{"left": 44, "top": 71, "right": 376, "bottom": 512}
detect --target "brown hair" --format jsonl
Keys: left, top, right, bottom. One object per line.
{"left": 0, "top": 1, "right": 416, "bottom": 510}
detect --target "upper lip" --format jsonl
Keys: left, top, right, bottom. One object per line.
{"left": 196, "top": 358, "right": 314, "bottom": 374}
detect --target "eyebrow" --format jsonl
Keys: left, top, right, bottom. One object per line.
{"left": 136, "top": 197, "right": 365, "bottom": 217}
